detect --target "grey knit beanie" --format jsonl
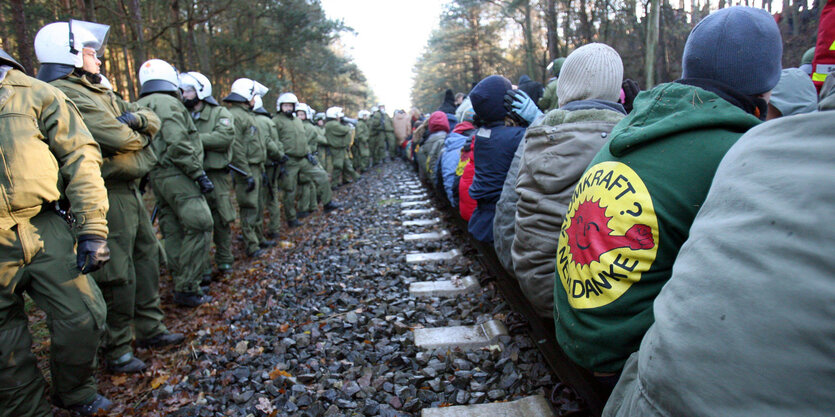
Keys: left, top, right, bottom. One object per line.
{"left": 557, "top": 43, "right": 624, "bottom": 108}
{"left": 682, "top": 6, "right": 782, "bottom": 95}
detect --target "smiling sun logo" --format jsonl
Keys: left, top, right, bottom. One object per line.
{"left": 557, "top": 161, "right": 659, "bottom": 309}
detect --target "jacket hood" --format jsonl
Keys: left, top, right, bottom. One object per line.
{"left": 438, "top": 89, "right": 456, "bottom": 114}
{"left": 470, "top": 75, "right": 512, "bottom": 123}
{"left": 770, "top": 68, "right": 818, "bottom": 116}
{"left": 452, "top": 121, "right": 475, "bottom": 135}
{"left": 608, "top": 82, "right": 761, "bottom": 157}
{"left": 518, "top": 74, "right": 544, "bottom": 106}
{"left": 428, "top": 111, "right": 450, "bottom": 133}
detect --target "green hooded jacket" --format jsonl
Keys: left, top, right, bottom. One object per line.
{"left": 136, "top": 92, "right": 204, "bottom": 180}
{"left": 356, "top": 119, "right": 370, "bottom": 145}
{"left": 303, "top": 120, "right": 327, "bottom": 153}
{"left": 554, "top": 82, "right": 761, "bottom": 372}
{"left": 192, "top": 103, "right": 235, "bottom": 171}
{"left": 225, "top": 104, "right": 263, "bottom": 171}
{"left": 325, "top": 119, "right": 353, "bottom": 149}
{"left": 253, "top": 113, "right": 284, "bottom": 161}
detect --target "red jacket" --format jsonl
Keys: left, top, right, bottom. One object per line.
{"left": 813, "top": 0, "right": 835, "bottom": 91}
{"left": 458, "top": 139, "right": 477, "bottom": 221}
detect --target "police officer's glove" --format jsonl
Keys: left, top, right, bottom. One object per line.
{"left": 622, "top": 79, "right": 641, "bottom": 114}
{"left": 77, "top": 235, "right": 110, "bottom": 274}
{"left": 262, "top": 171, "right": 269, "bottom": 184}
{"left": 116, "top": 112, "right": 145, "bottom": 130}
{"left": 195, "top": 173, "right": 214, "bottom": 194}
{"left": 306, "top": 153, "right": 319, "bottom": 166}
{"left": 245, "top": 176, "right": 256, "bottom": 192}
{"left": 279, "top": 155, "right": 289, "bottom": 164}
{"left": 503, "top": 89, "right": 543, "bottom": 126}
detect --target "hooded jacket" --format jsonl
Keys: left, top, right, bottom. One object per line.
{"left": 518, "top": 75, "right": 544, "bottom": 106}
{"left": 604, "top": 84, "right": 835, "bottom": 417}
{"left": 192, "top": 103, "right": 236, "bottom": 171}
{"left": 440, "top": 121, "right": 476, "bottom": 206}
{"left": 416, "top": 111, "right": 449, "bottom": 183}
{"left": 554, "top": 82, "right": 761, "bottom": 372}
{"left": 770, "top": 68, "right": 818, "bottom": 117}
{"left": 137, "top": 92, "right": 205, "bottom": 180}
{"left": 437, "top": 89, "right": 457, "bottom": 114}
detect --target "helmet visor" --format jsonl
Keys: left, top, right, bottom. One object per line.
{"left": 71, "top": 19, "right": 110, "bottom": 57}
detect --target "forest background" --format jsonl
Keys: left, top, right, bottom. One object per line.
{"left": 0, "top": 0, "right": 824, "bottom": 114}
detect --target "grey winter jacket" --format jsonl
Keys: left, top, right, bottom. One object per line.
{"left": 604, "top": 87, "right": 835, "bottom": 417}
{"left": 512, "top": 100, "right": 625, "bottom": 318}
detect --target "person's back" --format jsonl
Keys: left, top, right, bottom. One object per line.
{"left": 554, "top": 7, "right": 782, "bottom": 375}
{"left": 604, "top": 75, "right": 835, "bottom": 417}
{"left": 512, "top": 43, "right": 627, "bottom": 318}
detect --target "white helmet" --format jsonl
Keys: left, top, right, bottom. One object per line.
{"left": 277, "top": 92, "right": 299, "bottom": 114}
{"left": 224, "top": 78, "right": 257, "bottom": 103}
{"left": 370, "top": 106, "right": 379, "bottom": 113}
{"left": 254, "top": 81, "right": 269, "bottom": 97}
{"left": 178, "top": 71, "right": 217, "bottom": 104}
{"left": 325, "top": 106, "right": 344, "bottom": 119}
{"left": 253, "top": 95, "right": 271, "bottom": 116}
{"left": 35, "top": 20, "right": 110, "bottom": 82}
{"left": 296, "top": 103, "right": 311, "bottom": 119}
{"left": 358, "top": 110, "right": 371, "bottom": 119}
{"left": 138, "top": 59, "right": 179, "bottom": 96}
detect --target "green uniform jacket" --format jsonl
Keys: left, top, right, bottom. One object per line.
{"left": 554, "top": 82, "right": 761, "bottom": 372}
{"left": 0, "top": 69, "right": 108, "bottom": 237}
{"left": 193, "top": 103, "right": 235, "bottom": 171}
{"left": 369, "top": 111, "right": 394, "bottom": 136}
{"left": 136, "top": 93, "right": 204, "bottom": 180}
{"left": 253, "top": 113, "right": 284, "bottom": 161}
{"left": 304, "top": 121, "right": 327, "bottom": 153}
{"left": 272, "top": 112, "right": 308, "bottom": 158}
{"left": 356, "top": 120, "right": 370, "bottom": 145}
{"left": 325, "top": 119, "right": 353, "bottom": 149}
{"left": 52, "top": 74, "right": 160, "bottom": 182}
{"left": 226, "top": 104, "right": 262, "bottom": 174}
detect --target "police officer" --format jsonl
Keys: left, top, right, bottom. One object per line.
{"left": 324, "top": 107, "right": 359, "bottom": 186}
{"left": 369, "top": 103, "right": 396, "bottom": 162}
{"left": 0, "top": 47, "right": 113, "bottom": 416}
{"left": 273, "top": 93, "right": 339, "bottom": 227}
{"left": 252, "top": 95, "right": 286, "bottom": 240}
{"left": 137, "top": 59, "right": 214, "bottom": 307}
{"left": 179, "top": 71, "right": 238, "bottom": 277}
{"left": 355, "top": 110, "right": 372, "bottom": 172}
{"left": 223, "top": 78, "right": 268, "bottom": 257}
{"left": 297, "top": 103, "right": 326, "bottom": 217}
{"left": 36, "top": 21, "right": 184, "bottom": 373}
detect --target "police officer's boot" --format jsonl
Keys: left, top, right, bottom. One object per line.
{"left": 106, "top": 352, "right": 147, "bottom": 374}
{"left": 287, "top": 219, "right": 302, "bottom": 228}
{"left": 60, "top": 394, "right": 114, "bottom": 416}
{"left": 137, "top": 332, "right": 186, "bottom": 348}
{"left": 323, "top": 201, "right": 341, "bottom": 212}
{"left": 174, "top": 291, "right": 213, "bottom": 307}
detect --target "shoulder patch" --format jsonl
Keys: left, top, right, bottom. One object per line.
{"left": 219, "top": 117, "right": 231, "bottom": 126}
{"left": 476, "top": 128, "right": 492, "bottom": 139}
{"left": 557, "top": 161, "right": 659, "bottom": 309}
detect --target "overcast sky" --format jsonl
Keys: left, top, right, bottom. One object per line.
{"left": 320, "top": 0, "right": 447, "bottom": 112}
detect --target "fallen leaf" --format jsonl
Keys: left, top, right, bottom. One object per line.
{"left": 279, "top": 323, "right": 290, "bottom": 332}
{"left": 111, "top": 375, "right": 128, "bottom": 386}
{"left": 269, "top": 368, "right": 292, "bottom": 380}
{"left": 150, "top": 374, "right": 169, "bottom": 389}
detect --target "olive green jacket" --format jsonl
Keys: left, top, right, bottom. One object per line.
{"left": 356, "top": 119, "right": 370, "bottom": 145}
{"left": 52, "top": 74, "right": 160, "bottom": 182}
{"left": 369, "top": 111, "right": 394, "bottom": 137}
{"left": 253, "top": 113, "right": 285, "bottom": 162}
{"left": 193, "top": 103, "right": 235, "bottom": 171}
{"left": 538, "top": 78, "right": 560, "bottom": 111}
{"left": 303, "top": 121, "right": 327, "bottom": 153}
{"left": 226, "top": 103, "right": 262, "bottom": 172}
{"left": 136, "top": 93, "right": 204, "bottom": 180}
{"left": 325, "top": 119, "right": 353, "bottom": 149}
{"left": 272, "top": 112, "right": 309, "bottom": 158}
{"left": 0, "top": 69, "right": 108, "bottom": 237}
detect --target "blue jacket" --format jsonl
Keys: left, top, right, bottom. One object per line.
{"left": 467, "top": 121, "right": 525, "bottom": 242}
{"left": 440, "top": 132, "right": 470, "bottom": 205}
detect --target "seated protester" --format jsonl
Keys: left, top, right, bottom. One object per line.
{"left": 416, "top": 111, "right": 449, "bottom": 183}
{"left": 517, "top": 74, "right": 544, "bottom": 108}
{"left": 438, "top": 89, "right": 458, "bottom": 130}
{"left": 457, "top": 138, "right": 477, "bottom": 221}
{"left": 539, "top": 57, "right": 566, "bottom": 111}
{"left": 511, "top": 43, "right": 627, "bottom": 318}
{"left": 766, "top": 68, "right": 819, "bottom": 120}
{"left": 554, "top": 6, "right": 782, "bottom": 381}
{"left": 441, "top": 108, "right": 477, "bottom": 206}
{"left": 604, "top": 74, "right": 835, "bottom": 417}
{"left": 492, "top": 139, "right": 526, "bottom": 275}
{"left": 811, "top": 0, "right": 835, "bottom": 91}
{"left": 467, "top": 75, "right": 526, "bottom": 243}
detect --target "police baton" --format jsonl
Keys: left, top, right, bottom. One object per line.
{"left": 227, "top": 163, "right": 250, "bottom": 178}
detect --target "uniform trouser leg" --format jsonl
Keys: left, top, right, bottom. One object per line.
{"left": 205, "top": 170, "right": 235, "bottom": 266}
{"left": 298, "top": 174, "right": 315, "bottom": 212}
{"left": 280, "top": 159, "right": 302, "bottom": 222}
{"left": 0, "top": 212, "right": 106, "bottom": 414}
{"left": 263, "top": 165, "right": 282, "bottom": 235}
{"left": 132, "top": 190, "right": 167, "bottom": 340}
{"left": 92, "top": 185, "right": 138, "bottom": 362}
{"left": 387, "top": 134, "right": 398, "bottom": 158}
{"left": 332, "top": 149, "right": 346, "bottom": 185}
{"left": 235, "top": 165, "right": 263, "bottom": 255}
{"left": 152, "top": 174, "right": 213, "bottom": 293}
{"left": 300, "top": 159, "right": 333, "bottom": 206}
{"left": 374, "top": 135, "right": 387, "bottom": 163}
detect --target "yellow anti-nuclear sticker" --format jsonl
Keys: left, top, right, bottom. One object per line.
{"left": 557, "top": 161, "right": 659, "bottom": 309}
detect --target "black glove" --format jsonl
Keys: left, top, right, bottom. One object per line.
{"left": 262, "top": 171, "right": 269, "bottom": 185}
{"left": 306, "top": 153, "right": 319, "bottom": 166}
{"left": 279, "top": 154, "right": 289, "bottom": 164}
{"left": 245, "top": 176, "right": 256, "bottom": 192}
{"left": 116, "top": 112, "right": 144, "bottom": 130}
{"left": 77, "top": 235, "right": 110, "bottom": 274}
{"left": 195, "top": 173, "right": 214, "bottom": 194}
{"left": 622, "top": 79, "right": 641, "bottom": 114}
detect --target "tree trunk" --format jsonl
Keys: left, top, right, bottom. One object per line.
{"left": 522, "top": 0, "right": 536, "bottom": 79}
{"left": 171, "top": 0, "right": 186, "bottom": 70}
{"left": 645, "top": 0, "right": 660, "bottom": 87}
{"left": 127, "top": 0, "right": 146, "bottom": 91}
{"left": 10, "top": 0, "right": 33, "bottom": 74}
{"left": 545, "top": 0, "right": 561, "bottom": 63}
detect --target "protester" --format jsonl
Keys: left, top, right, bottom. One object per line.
{"left": 767, "top": 68, "right": 819, "bottom": 119}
